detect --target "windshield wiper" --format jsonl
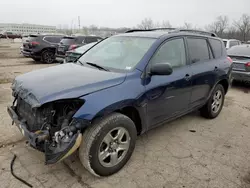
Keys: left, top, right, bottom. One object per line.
{"left": 77, "top": 60, "right": 84, "bottom": 66}
{"left": 86, "top": 62, "right": 109, "bottom": 71}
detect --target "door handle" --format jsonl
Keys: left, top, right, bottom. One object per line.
{"left": 214, "top": 66, "right": 218, "bottom": 71}
{"left": 184, "top": 74, "right": 191, "bottom": 81}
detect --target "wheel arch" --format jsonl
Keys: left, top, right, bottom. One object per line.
{"left": 74, "top": 99, "right": 145, "bottom": 136}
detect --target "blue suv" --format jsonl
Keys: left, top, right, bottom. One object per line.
{"left": 7, "top": 29, "right": 232, "bottom": 176}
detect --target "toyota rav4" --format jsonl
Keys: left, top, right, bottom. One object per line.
{"left": 7, "top": 28, "right": 232, "bottom": 177}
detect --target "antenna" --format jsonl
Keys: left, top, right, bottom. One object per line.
{"left": 78, "top": 16, "right": 81, "bottom": 31}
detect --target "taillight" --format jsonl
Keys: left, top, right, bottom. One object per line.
{"left": 227, "top": 57, "right": 233, "bottom": 63}
{"left": 69, "top": 44, "right": 77, "bottom": 50}
{"left": 245, "top": 62, "right": 250, "bottom": 67}
{"left": 30, "top": 41, "right": 39, "bottom": 46}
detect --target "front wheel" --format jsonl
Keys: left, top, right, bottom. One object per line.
{"left": 200, "top": 84, "right": 225, "bottom": 119}
{"left": 79, "top": 113, "right": 137, "bottom": 176}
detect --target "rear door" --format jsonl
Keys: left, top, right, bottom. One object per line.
{"left": 187, "top": 37, "right": 220, "bottom": 108}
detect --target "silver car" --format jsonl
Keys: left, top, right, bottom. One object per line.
{"left": 228, "top": 44, "right": 250, "bottom": 82}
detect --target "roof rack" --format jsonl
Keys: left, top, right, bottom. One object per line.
{"left": 176, "top": 29, "right": 217, "bottom": 37}
{"left": 125, "top": 28, "right": 217, "bottom": 37}
{"left": 125, "top": 28, "right": 176, "bottom": 33}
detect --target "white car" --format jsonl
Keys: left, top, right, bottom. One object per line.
{"left": 20, "top": 35, "right": 29, "bottom": 57}
{"left": 223, "top": 39, "right": 241, "bottom": 50}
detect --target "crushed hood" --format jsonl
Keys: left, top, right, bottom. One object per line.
{"left": 12, "top": 63, "right": 126, "bottom": 108}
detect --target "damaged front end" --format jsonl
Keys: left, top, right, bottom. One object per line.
{"left": 7, "top": 96, "right": 89, "bottom": 164}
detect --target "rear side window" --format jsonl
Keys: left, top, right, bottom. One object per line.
{"left": 209, "top": 39, "right": 223, "bottom": 58}
{"left": 84, "top": 37, "right": 101, "bottom": 44}
{"left": 187, "top": 38, "right": 210, "bottom": 63}
{"left": 52, "top": 37, "right": 62, "bottom": 43}
{"left": 60, "top": 37, "right": 76, "bottom": 45}
{"left": 43, "top": 36, "right": 54, "bottom": 43}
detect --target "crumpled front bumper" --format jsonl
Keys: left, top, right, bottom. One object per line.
{"left": 7, "top": 106, "right": 82, "bottom": 164}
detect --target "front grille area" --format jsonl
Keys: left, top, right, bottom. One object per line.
{"left": 16, "top": 97, "right": 49, "bottom": 132}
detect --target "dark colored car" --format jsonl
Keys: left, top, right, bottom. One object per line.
{"left": 56, "top": 35, "right": 102, "bottom": 58}
{"left": 63, "top": 42, "right": 97, "bottom": 63}
{"left": 227, "top": 44, "right": 250, "bottom": 82}
{"left": 0, "top": 32, "right": 22, "bottom": 39}
{"left": 22, "top": 34, "right": 64, "bottom": 63}
{"left": 7, "top": 29, "right": 232, "bottom": 177}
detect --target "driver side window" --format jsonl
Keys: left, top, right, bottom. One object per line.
{"left": 150, "top": 38, "right": 186, "bottom": 68}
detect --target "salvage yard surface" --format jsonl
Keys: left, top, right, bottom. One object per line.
{"left": 1, "top": 40, "right": 250, "bottom": 188}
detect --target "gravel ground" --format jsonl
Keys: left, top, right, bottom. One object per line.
{"left": 1, "top": 40, "right": 250, "bottom": 188}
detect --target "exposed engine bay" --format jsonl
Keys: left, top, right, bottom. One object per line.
{"left": 12, "top": 97, "right": 87, "bottom": 164}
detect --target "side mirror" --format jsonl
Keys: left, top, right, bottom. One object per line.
{"left": 150, "top": 63, "right": 173, "bottom": 76}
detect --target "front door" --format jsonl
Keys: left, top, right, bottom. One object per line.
{"left": 145, "top": 37, "right": 192, "bottom": 128}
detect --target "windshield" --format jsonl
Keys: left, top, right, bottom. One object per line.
{"left": 227, "top": 45, "right": 250, "bottom": 56}
{"left": 77, "top": 36, "right": 155, "bottom": 71}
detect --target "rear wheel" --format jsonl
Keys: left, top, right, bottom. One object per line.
{"left": 42, "top": 50, "right": 55, "bottom": 64}
{"left": 79, "top": 113, "right": 137, "bottom": 176}
{"left": 200, "top": 84, "right": 225, "bottom": 119}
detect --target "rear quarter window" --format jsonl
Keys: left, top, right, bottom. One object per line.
{"left": 209, "top": 39, "right": 223, "bottom": 58}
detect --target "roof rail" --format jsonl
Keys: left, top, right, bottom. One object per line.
{"left": 125, "top": 28, "right": 217, "bottom": 37}
{"left": 125, "top": 28, "right": 176, "bottom": 33}
{"left": 175, "top": 29, "right": 217, "bottom": 37}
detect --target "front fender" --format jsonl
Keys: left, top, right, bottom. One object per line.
{"left": 73, "top": 72, "right": 146, "bottom": 123}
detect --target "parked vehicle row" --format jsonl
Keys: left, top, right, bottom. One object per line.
{"left": 20, "top": 34, "right": 103, "bottom": 63}
{"left": 8, "top": 28, "right": 232, "bottom": 177}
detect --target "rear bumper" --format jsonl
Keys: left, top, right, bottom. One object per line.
{"left": 232, "top": 71, "right": 250, "bottom": 82}
{"left": 21, "top": 50, "right": 41, "bottom": 59}
{"left": 21, "top": 50, "right": 31, "bottom": 57}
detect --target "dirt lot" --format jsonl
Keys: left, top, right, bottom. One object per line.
{"left": 1, "top": 40, "right": 250, "bottom": 188}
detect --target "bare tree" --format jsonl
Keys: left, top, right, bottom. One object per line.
{"left": 161, "top": 20, "right": 172, "bottom": 28}
{"left": 206, "top": 16, "right": 228, "bottom": 37}
{"left": 217, "top": 16, "right": 229, "bottom": 36}
{"left": 89, "top": 25, "right": 99, "bottom": 35}
{"left": 182, "top": 22, "right": 192, "bottom": 29}
{"left": 137, "top": 18, "right": 154, "bottom": 29}
{"left": 154, "top": 22, "right": 161, "bottom": 28}
{"left": 234, "top": 14, "right": 250, "bottom": 41}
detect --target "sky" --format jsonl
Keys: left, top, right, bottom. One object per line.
{"left": 0, "top": 0, "right": 249, "bottom": 29}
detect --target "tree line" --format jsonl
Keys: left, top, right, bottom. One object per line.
{"left": 137, "top": 14, "right": 250, "bottom": 42}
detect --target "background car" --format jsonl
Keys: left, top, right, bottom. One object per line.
{"left": 223, "top": 39, "right": 241, "bottom": 50}
{"left": 22, "top": 34, "right": 64, "bottom": 63}
{"left": 63, "top": 42, "right": 97, "bottom": 63}
{"left": 56, "top": 35, "right": 102, "bottom": 59}
{"left": 227, "top": 44, "right": 250, "bottom": 82}
{"left": 0, "top": 31, "right": 22, "bottom": 39}
{"left": 20, "top": 35, "right": 29, "bottom": 57}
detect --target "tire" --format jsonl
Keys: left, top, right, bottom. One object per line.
{"left": 32, "top": 57, "right": 40, "bottom": 62}
{"left": 42, "top": 50, "right": 55, "bottom": 64}
{"left": 200, "top": 84, "right": 225, "bottom": 119}
{"left": 79, "top": 113, "right": 137, "bottom": 176}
